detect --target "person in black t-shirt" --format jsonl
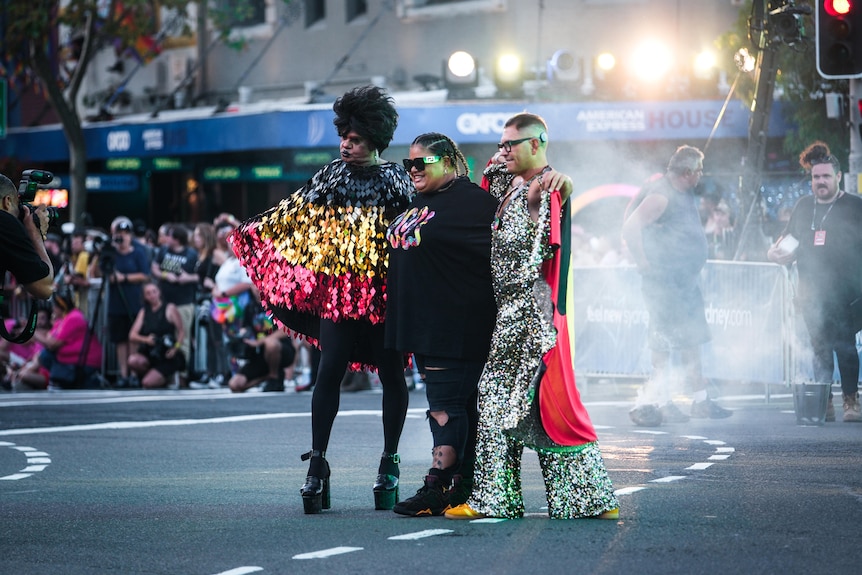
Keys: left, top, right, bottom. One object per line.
{"left": 385, "top": 132, "right": 498, "bottom": 517}
{"left": 768, "top": 143, "right": 862, "bottom": 422}
{"left": 0, "top": 173, "right": 54, "bottom": 300}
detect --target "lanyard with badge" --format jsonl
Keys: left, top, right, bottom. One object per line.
{"left": 811, "top": 195, "right": 839, "bottom": 246}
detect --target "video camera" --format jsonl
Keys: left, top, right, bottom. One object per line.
{"left": 18, "top": 169, "right": 60, "bottom": 228}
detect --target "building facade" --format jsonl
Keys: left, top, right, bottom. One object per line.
{"left": 1, "top": 0, "right": 776, "bottom": 230}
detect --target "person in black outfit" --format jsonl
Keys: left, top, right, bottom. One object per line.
{"left": 386, "top": 132, "right": 498, "bottom": 516}
{"left": 128, "top": 280, "right": 186, "bottom": 389}
{"left": 0, "top": 173, "right": 54, "bottom": 300}
{"left": 768, "top": 143, "right": 862, "bottom": 422}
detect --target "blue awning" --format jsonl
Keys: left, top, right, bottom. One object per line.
{"left": 0, "top": 99, "right": 786, "bottom": 163}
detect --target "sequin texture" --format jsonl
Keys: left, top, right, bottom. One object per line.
{"left": 468, "top": 164, "right": 618, "bottom": 519}
{"left": 229, "top": 160, "right": 413, "bottom": 353}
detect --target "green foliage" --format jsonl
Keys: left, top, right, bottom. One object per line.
{"left": 2, "top": 0, "right": 193, "bottom": 89}
{"left": 715, "top": 1, "right": 850, "bottom": 166}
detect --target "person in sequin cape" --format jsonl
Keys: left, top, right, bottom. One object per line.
{"left": 445, "top": 113, "right": 619, "bottom": 520}
{"left": 229, "top": 86, "right": 413, "bottom": 514}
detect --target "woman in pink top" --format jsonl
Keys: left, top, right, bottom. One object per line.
{"left": 33, "top": 291, "right": 102, "bottom": 389}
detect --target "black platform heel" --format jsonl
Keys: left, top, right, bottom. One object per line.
{"left": 373, "top": 452, "right": 400, "bottom": 510}
{"left": 300, "top": 450, "right": 330, "bottom": 514}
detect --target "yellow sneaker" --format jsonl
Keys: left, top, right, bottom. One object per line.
{"left": 444, "top": 503, "right": 486, "bottom": 520}
{"left": 592, "top": 507, "right": 619, "bottom": 520}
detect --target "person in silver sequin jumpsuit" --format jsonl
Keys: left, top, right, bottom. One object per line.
{"left": 445, "top": 113, "right": 619, "bottom": 520}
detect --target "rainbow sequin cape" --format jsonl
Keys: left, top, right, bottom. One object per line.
{"left": 229, "top": 159, "right": 413, "bottom": 361}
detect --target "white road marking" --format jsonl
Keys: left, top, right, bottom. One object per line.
{"left": 0, "top": 473, "right": 32, "bottom": 481}
{"left": 211, "top": 567, "right": 263, "bottom": 575}
{"left": 708, "top": 454, "right": 731, "bottom": 460}
{"left": 0, "top": 443, "right": 51, "bottom": 480}
{"left": 388, "top": 529, "right": 453, "bottom": 540}
{"left": 615, "top": 486, "right": 646, "bottom": 495}
{"left": 293, "top": 547, "right": 363, "bottom": 560}
{"left": 0, "top": 408, "right": 430, "bottom": 437}
{"left": 686, "top": 462, "right": 714, "bottom": 470}
{"left": 651, "top": 476, "right": 687, "bottom": 483}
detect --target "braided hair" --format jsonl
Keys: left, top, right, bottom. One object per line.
{"left": 411, "top": 132, "right": 470, "bottom": 177}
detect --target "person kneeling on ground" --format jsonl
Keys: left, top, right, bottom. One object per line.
{"left": 228, "top": 329, "right": 296, "bottom": 393}
{"left": 128, "top": 281, "right": 186, "bottom": 389}
{"left": 32, "top": 291, "right": 102, "bottom": 390}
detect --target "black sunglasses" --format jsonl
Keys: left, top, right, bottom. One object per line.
{"left": 402, "top": 156, "right": 443, "bottom": 172}
{"left": 497, "top": 137, "right": 534, "bottom": 152}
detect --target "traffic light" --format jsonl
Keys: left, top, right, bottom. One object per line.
{"left": 817, "top": 0, "right": 862, "bottom": 79}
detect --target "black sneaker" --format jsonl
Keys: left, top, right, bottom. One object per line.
{"left": 448, "top": 474, "right": 473, "bottom": 508}
{"left": 261, "top": 378, "right": 285, "bottom": 392}
{"left": 690, "top": 398, "right": 733, "bottom": 419}
{"left": 629, "top": 404, "right": 662, "bottom": 427}
{"left": 393, "top": 475, "right": 450, "bottom": 517}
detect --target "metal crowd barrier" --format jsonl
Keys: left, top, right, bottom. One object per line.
{"left": 570, "top": 260, "right": 835, "bottom": 401}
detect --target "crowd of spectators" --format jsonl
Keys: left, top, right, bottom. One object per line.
{"left": 1, "top": 213, "right": 315, "bottom": 393}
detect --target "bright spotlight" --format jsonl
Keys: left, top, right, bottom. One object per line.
{"left": 447, "top": 51, "right": 477, "bottom": 79}
{"left": 444, "top": 50, "right": 478, "bottom": 99}
{"left": 596, "top": 52, "right": 616, "bottom": 72}
{"left": 494, "top": 53, "right": 524, "bottom": 97}
{"left": 631, "top": 40, "right": 672, "bottom": 82}
{"left": 495, "top": 54, "right": 522, "bottom": 81}
{"left": 694, "top": 50, "right": 717, "bottom": 78}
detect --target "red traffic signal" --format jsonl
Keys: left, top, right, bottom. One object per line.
{"left": 817, "top": 0, "right": 862, "bottom": 78}
{"left": 824, "top": 0, "right": 852, "bottom": 17}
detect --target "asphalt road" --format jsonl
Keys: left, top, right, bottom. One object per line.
{"left": 1, "top": 382, "right": 859, "bottom": 575}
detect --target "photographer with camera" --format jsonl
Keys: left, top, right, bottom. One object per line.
{"left": 128, "top": 280, "right": 186, "bottom": 389}
{"left": 0, "top": 173, "right": 54, "bottom": 300}
{"left": 89, "top": 216, "right": 150, "bottom": 387}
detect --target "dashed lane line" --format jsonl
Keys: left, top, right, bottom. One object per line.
{"left": 388, "top": 529, "right": 454, "bottom": 540}
{"left": 292, "top": 547, "right": 363, "bottom": 560}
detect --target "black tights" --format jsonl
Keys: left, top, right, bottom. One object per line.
{"left": 311, "top": 318, "right": 408, "bottom": 455}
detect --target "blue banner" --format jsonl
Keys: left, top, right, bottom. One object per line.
{"left": 0, "top": 99, "right": 787, "bottom": 163}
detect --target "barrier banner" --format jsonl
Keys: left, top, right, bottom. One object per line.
{"left": 572, "top": 261, "right": 785, "bottom": 384}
